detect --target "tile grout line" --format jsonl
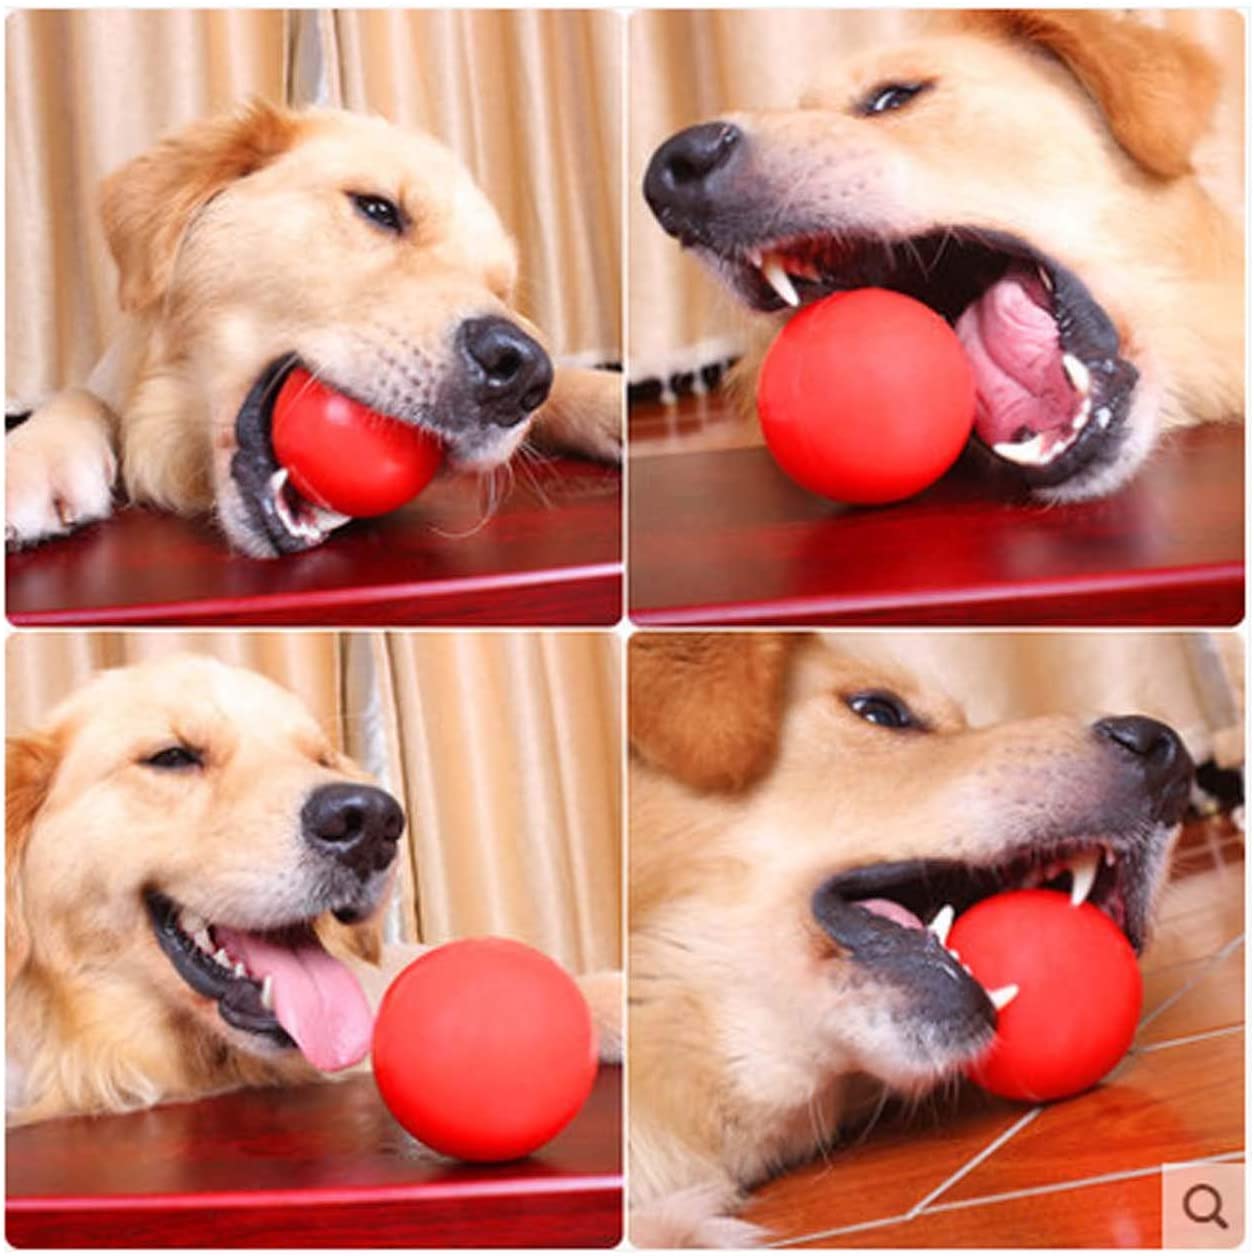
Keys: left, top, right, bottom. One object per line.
{"left": 905, "top": 1106, "right": 1043, "bottom": 1218}
{"left": 1138, "top": 932, "right": 1245, "bottom": 1031}
{"left": 772, "top": 1150, "right": 1246, "bottom": 1246}
{"left": 1136, "top": 1023, "right": 1244, "bottom": 1054}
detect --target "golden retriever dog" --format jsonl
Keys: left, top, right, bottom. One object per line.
{"left": 7, "top": 100, "right": 621, "bottom": 557}
{"left": 642, "top": 10, "right": 1242, "bottom": 500}
{"left": 627, "top": 633, "right": 1193, "bottom": 1246}
{"left": 7, "top": 656, "right": 622, "bottom": 1125}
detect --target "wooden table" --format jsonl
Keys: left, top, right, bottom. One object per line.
{"left": 6, "top": 1068, "right": 622, "bottom": 1247}
{"left": 6, "top": 460, "right": 621, "bottom": 627}
{"left": 629, "top": 422, "right": 1243, "bottom": 626}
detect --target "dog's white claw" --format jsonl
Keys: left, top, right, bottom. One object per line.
{"left": 988, "top": 983, "right": 1020, "bottom": 1012}
{"left": 928, "top": 904, "right": 955, "bottom": 946}
{"left": 213, "top": 948, "right": 231, "bottom": 967}
{"left": 260, "top": 976, "right": 274, "bottom": 1010}
{"left": 762, "top": 257, "right": 800, "bottom": 308}
{"left": 1069, "top": 850, "right": 1101, "bottom": 906}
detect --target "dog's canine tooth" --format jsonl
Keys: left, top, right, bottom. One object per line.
{"left": 1104, "top": 846, "right": 1116, "bottom": 867}
{"left": 213, "top": 948, "right": 231, "bottom": 967}
{"left": 1062, "top": 353, "right": 1091, "bottom": 395}
{"left": 192, "top": 928, "right": 213, "bottom": 953}
{"left": 988, "top": 983, "right": 1020, "bottom": 1011}
{"left": 992, "top": 432, "right": 1049, "bottom": 466}
{"left": 232, "top": 961, "right": 247, "bottom": 979}
{"left": 746, "top": 247, "right": 763, "bottom": 269}
{"left": 261, "top": 975, "right": 274, "bottom": 1010}
{"left": 762, "top": 256, "right": 801, "bottom": 307}
{"left": 928, "top": 904, "right": 955, "bottom": 945}
{"left": 1068, "top": 850, "right": 1101, "bottom": 906}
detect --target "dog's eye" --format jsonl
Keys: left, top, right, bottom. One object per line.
{"left": 142, "top": 745, "right": 204, "bottom": 771}
{"left": 846, "top": 691, "right": 918, "bottom": 730}
{"left": 856, "top": 82, "right": 931, "bottom": 117}
{"left": 350, "top": 193, "right": 404, "bottom": 235}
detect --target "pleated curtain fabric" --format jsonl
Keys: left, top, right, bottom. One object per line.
{"left": 5, "top": 8, "right": 621, "bottom": 408}
{"left": 627, "top": 8, "right": 1245, "bottom": 391}
{"left": 5, "top": 632, "right": 622, "bottom": 975}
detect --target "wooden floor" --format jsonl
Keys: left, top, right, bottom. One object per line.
{"left": 738, "top": 812, "right": 1245, "bottom": 1247}
{"left": 629, "top": 393, "right": 1244, "bottom": 626}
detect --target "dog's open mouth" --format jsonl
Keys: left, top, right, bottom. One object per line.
{"left": 715, "top": 228, "right": 1139, "bottom": 488}
{"left": 230, "top": 357, "right": 356, "bottom": 556}
{"left": 812, "top": 835, "right": 1146, "bottom": 1040}
{"left": 144, "top": 889, "right": 373, "bottom": 1072}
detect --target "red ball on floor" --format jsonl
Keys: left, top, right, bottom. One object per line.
{"left": 372, "top": 938, "right": 598, "bottom": 1161}
{"left": 951, "top": 888, "right": 1142, "bottom": 1102}
{"left": 272, "top": 367, "right": 443, "bottom": 517}
{"left": 757, "top": 288, "right": 975, "bottom": 504}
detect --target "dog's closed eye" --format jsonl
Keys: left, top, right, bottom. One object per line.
{"left": 348, "top": 192, "right": 405, "bottom": 235}
{"left": 140, "top": 745, "right": 204, "bottom": 771}
{"left": 844, "top": 690, "right": 924, "bottom": 731}
{"left": 854, "top": 81, "right": 933, "bottom": 117}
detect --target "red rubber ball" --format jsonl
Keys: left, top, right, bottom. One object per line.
{"left": 272, "top": 367, "right": 442, "bottom": 517}
{"left": 372, "top": 938, "right": 598, "bottom": 1162}
{"left": 757, "top": 288, "right": 975, "bottom": 504}
{"left": 950, "top": 889, "right": 1142, "bottom": 1102}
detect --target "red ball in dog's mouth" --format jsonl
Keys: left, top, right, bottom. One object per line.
{"left": 272, "top": 367, "right": 443, "bottom": 519}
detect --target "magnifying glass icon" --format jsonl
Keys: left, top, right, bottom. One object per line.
{"left": 1183, "top": 1183, "right": 1228, "bottom": 1229}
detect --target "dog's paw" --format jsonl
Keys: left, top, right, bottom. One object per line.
{"left": 529, "top": 367, "right": 623, "bottom": 464}
{"left": 576, "top": 969, "right": 624, "bottom": 1063}
{"left": 6, "top": 391, "right": 118, "bottom": 549}
{"left": 631, "top": 1184, "right": 768, "bottom": 1248}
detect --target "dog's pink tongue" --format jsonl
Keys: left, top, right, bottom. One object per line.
{"left": 955, "top": 270, "right": 1073, "bottom": 448}
{"left": 215, "top": 926, "right": 373, "bottom": 1072}
{"left": 855, "top": 898, "right": 924, "bottom": 930}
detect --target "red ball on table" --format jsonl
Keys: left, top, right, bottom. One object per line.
{"left": 271, "top": 367, "right": 443, "bottom": 517}
{"left": 950, "top": 889, "right": 1142, "bottom": 1102}
{"left": 757, "top": 288, "right": 975, "bottom": 504}
{"left": 371, "top": 938, "right": 598, "bottom": 1162}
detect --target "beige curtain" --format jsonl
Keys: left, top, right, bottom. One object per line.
{"left": 6, "top": 8, "right": 621, "bottom": 408}
{"left": 5, "top": 631, "right": 622, "bottom": 973}
{"left": 628, "top": 9, "right": 1245, "bottom": 389}
{"left": 824, "top": 631, "right": 1244, "bottom": 770}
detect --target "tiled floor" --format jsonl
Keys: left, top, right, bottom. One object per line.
{"left": 739, "top": 812, "right": 1245, "bottom": 1248}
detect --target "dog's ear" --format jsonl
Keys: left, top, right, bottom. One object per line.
{"left": 963, "top": 10, "right": 1221, "bottom": 178}
{"left": 629, "top": 633, "right": 804, "bottom": 792}
{"left": 100, "top": 98, "right": 302, "bottom": 312}
{"left": 6, "top": 733, "right": 61, "bottom": 989}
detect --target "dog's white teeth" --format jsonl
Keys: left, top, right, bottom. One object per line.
{"left": 1037, "top": 265, "right": 1053, "bottom": 294}
{"left": 947, "top": 946, "right": 962, "bottom": 961}
{"left": 992, "top": 432, "right": 1050, "bottom": 466}
{"left": 961, "top": 962, "right": 974, "bottom": 977}
{"left": 1096, "top": 405, "right": 1112, "bottom": 429}
{"left": 212, "top": 948, "right": 231, "bottom": 967}
{"left": 232, "top": 961, "right": 247, "bottom": 979}
{"left": 1104, "top": 846, "right": 1117, "bottom": 867}
{"left": 988, "top": 983, "right": 1020, "bottom": 1012}
{"left": 1071, "top": 396, "right": 1093, "bottom": 432}
{"left": 180, "top": 908, "right": 206, "bottom": 935}
{"left": 762, "top": 257, "right": 801, "bottom": 308}
{"left": 1062, "top": 353, "right": 1091, "bottom": 396}
{"left": 928, "top": 904, "right": 955, "bottom": 945}
{"left": 260, "top": 975, "right": 274, "bottom": 1011}
{"left": 192, "top": 928, "right": 213, "bottom": 954}
{"left": 1068, "top": 850, "right": 1101, "bottom": 907}
{"left": 746, "top": 247, "right": 763, "bottom": 269}
{"left": 310, "top": 505, "right": 351, "bottom": 533}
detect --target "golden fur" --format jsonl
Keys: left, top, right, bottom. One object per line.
{"left": 7, "top": 656, "right": 622, "bottom": 1124}
{"left": 627, "top": 633, "right": 1183, "bottom": 1245}
{"left": 673, "top": 10, "right": 1242, "bottom": 500}
{"left": 7, "top": 100, "right": 621, "bottom": 555}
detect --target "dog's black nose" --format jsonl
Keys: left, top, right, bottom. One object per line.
{"left": 457, "top": 317, "right": 553, "bottom": 426}
{"left": 302, "top": 784, "right": 405, "bottom": 877}
{"left": 643, "top": 122, "right": 744, "bottom": 240}
{"left": 1094, "top": 715, "right": 1193, "bottom": 820}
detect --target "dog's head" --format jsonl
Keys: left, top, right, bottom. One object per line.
{"left": 102, "top": 101, "right": 553, "bottom": 556}
{"left": 643, "top": 11, "right": 1228, "bottom": 500}
{"left": 630, "top": 633, "right": 1192, "bottom": 1095}
{"left": 7, "top": 656, "right": 403, "bottom": 1091}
